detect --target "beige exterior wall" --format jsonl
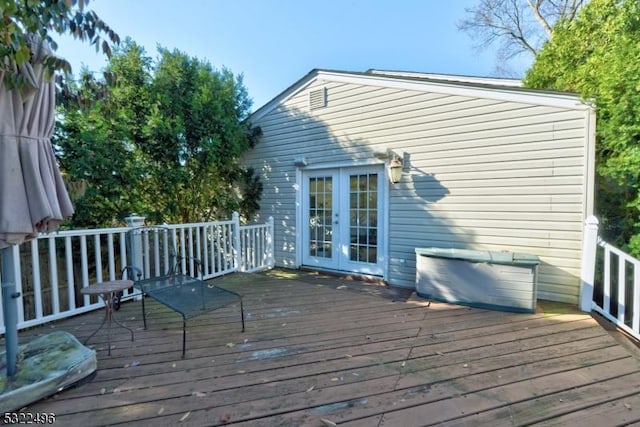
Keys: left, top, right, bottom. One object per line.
{"left": 244, "top": 71, "right": 594, "bottom": 304}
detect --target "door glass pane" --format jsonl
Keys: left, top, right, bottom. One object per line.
{"left": 309, "top": 176, "right": 332, "bottom": 258}
{"left": 369, "top": 174, "right": 377, "bottom": 192}
{"left": 348, "top": 173, "right": 378, "bottom": 264}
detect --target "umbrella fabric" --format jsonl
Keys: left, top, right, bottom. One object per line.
{"left": 0, "top": 36, "right": 74, "bottom": 249}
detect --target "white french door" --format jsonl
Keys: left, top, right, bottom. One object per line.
{"left": 301, "top": 166, "right": 385, "bottom": 276}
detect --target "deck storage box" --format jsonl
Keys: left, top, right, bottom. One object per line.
{"left": 415, "top": 247, "right": 540, "bottom": 313}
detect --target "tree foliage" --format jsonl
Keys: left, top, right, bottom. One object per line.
{"left": 54, "top": 43, "right": 150, "bottom": 226}
{"left": 144, "top": 47, "right": 260, "bottom": 224}
{"left": 0, "top": 0, "right": 119, "bottom": 86}
{"left": 458, "top": 0, "right": 586, "bottom": 72}
{"left": 55, "top": 41, "right": 262, "bottom": 227}
{"left": 525, "top": 0, "right": 640, "bottom": 253}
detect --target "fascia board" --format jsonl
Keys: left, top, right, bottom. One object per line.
{"left": 249, "top": 69, "right": 589, "bottom": 123}
{"left": 319, "top": 70, "right": 589, "bottom": 110}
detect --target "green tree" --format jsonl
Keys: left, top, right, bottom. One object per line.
{"left": 54, "top": 41, "right": 152, "bottom": 226}
{"left": 56, "top": 41, "right": 262, "bottom": 227}
{"left": 0, "top": 0, "right": 119, "bottom": 86}
{"left": 525, "top": 0, "right": 640, "bottom": 253}
{"left": 145, "top": 48, "right": 260, "bottom": 224}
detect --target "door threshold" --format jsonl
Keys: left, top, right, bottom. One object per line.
{"left": 298, "top": 266, "right": 385, "bottom": 285}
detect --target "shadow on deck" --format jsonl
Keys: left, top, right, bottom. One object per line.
{"left": 9, "top": 269, "right": 640, "bottom": 426}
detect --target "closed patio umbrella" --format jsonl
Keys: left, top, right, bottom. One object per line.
{"left": 0, "top": 35, "right": 74, "bottom": 377}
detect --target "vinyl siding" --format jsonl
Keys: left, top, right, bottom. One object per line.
{"left": 244, "top": 74, "right": 592, "bottom": 304}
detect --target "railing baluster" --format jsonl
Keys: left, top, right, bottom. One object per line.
{"left": 119, "top": 231, "right": 127, "bottom": 277}
{"left": 210, "top": 225, "right": 216, "bottom": 275}
{"left": 195, "top": 225, "right": 202, "bottom": 276}
{"left": 107, "top": 233, "right": 115, "bottom": 281}
{"left": 220, "top": 225, "right": 225, "bottom": 272}
{"left": 242, "top": 227, "right": 246, "bottom": 271}
{"left": 188, "top": 227, "right": 195, "bottom": 275}
{"left": 216, "top": 226, "right": 222, "bottom": 273}
{"left": 49, "top": 238, "right": 59, "bottom": 314}
{"left": 170, "top": 228, "right": 177, "bottom": 274}
{"left": 253, "top": 229, "right": 257, "bottom": 268}
{"left": 249, "top": 228, "right": 254, "bottom": 270}
{"left": 247, "top": 228, "right": 252, "bottom": 270}
{"left": 260, "top": 228, "right": 265, "bottom": 266}
{"left": 604, "top": 247, "right": 611, "bottom": 313}
{"left": 233, "top": 213, "right": 241, "bottom": 271}
{"left": 221, "top": 224, "right": 228, "bottom": 271}
{"left": 166, "top": 228, "right": 172, "bottom": 273}
{"left": 79, "top": 235, "right": 89, "bottom": 309}
{"left": 178, "top": 228, "right": 186, "bottom": 274}
{"left": 153, "top": 228, "right": 160, "bottom": 276}
{"left": 245, "top": 228, "right": 249, "bottom": 270}
{"left": 31, "top": 240, "right": 43, "bottom": 320}
{"left": 143, "top": 231, "right": 150, "bottom": 278}
{"left": 63, "top": 236, "right": 72, "bottom": 313}
{"left": 618, "top": 256, "right": 626, "bottom": 324}
{"left": 94, "top": 234, "right": 103, "bottom": 283}
{"left": 203, "top": 225, "right": 210, "bottom": 276}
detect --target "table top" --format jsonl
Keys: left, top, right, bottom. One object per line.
{"left": 81, "top": 280, "right": 134, "bottom": 295}
{"left": 134, "top": 274, "right": 241, "bottom": 319}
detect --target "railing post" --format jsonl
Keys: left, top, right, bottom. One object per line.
{"left": 267, "top": 216, "right": 275, "bottom": 268}
{"left": 125, "top": 214, "right": 146, "bottom": 279}
{"left": 580, "top": 215, "right": 599, "bottom": 312}
{"left": 232, "top": 212, "right": 241, "bottom": 272}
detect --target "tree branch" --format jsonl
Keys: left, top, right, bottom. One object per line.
{"left": 458, "top": 0, "right": 586, "bottom": 70}
{"left": 527, "top": 0, "right": 554, "bottom": 35}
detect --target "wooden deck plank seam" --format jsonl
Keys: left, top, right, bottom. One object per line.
{"left": 66, "top": 317, "right": 605, "bottom": 393}
{"left": 80, "top": 309, "right": 593, "bottom": 363}
{"left": 113, "top": 349, "right": 637, "bottom": 426}
{"left": 82, "top": 321, "right": 603, "bottom": 389}
{"left": 34, "top": 328, "right": 624, "bottom": 420}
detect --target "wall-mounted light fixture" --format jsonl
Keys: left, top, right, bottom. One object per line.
{"left": 388, "top": 152, "right": 403, "bottom": 184}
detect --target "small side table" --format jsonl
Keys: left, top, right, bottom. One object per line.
{"left": 81, "top": 280, "right": 135, "bottom": 355}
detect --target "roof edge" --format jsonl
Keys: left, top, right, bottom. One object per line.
{"left": 248, "top": 68, "right": 589, "bottom": 123}
{"left": 366, "top": 69, "right": 523, "bottom": 87}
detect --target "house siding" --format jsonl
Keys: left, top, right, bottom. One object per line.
{"left": 244, "top": 72, "right": 592, "bottom": 304}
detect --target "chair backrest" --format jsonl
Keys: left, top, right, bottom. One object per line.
{"left": 125, "top": 226, "right": 178, "bottom": 280}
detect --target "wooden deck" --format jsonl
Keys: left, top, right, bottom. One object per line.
{"left": 14, "top": 269, "right": 640, "bottom": 426}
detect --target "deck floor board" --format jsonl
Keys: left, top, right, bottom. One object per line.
{"left": 10, "top": 269, "right": 640, "bottom": 426}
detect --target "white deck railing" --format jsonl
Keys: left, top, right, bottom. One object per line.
{"left": 581, "top": 216, "right": 640, "bottom": 341}
{"left": 0, "top": 213, "right": 273, "bottom": 334}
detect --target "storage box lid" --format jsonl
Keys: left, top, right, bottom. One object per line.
{"left": 415, "top": 247, "right": 540, "bottom": 266}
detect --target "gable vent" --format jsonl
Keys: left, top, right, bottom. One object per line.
{"left": 309, "top": 87, "right": 327, "bottom": 110}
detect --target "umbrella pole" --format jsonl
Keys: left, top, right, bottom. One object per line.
{"left": 1, "top": 246, "right": 20, "bottom": 378}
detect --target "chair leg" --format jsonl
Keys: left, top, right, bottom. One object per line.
{"left": 141, "top": 294, "right": 147, "bottom": 330}
{"left": 181, "top": 317, "right": 186, "bottom": 359}
{"left": 240, "top": 297, "right": 245, "bottom": 332}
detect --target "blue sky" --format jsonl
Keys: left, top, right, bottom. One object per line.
{"left": 56, "top": 0, "right": 532, "bottom": 111}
